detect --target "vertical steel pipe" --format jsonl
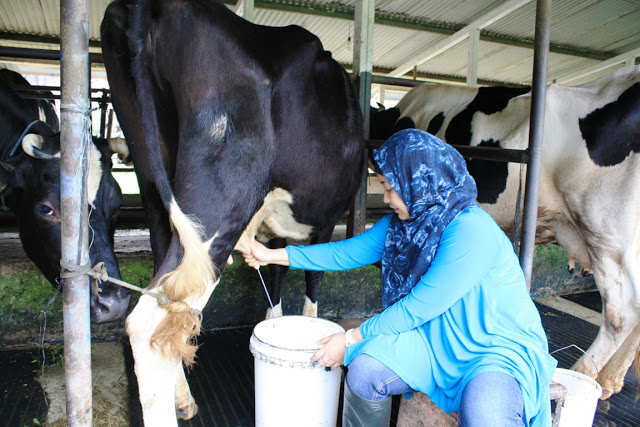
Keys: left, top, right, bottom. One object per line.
{"left": 60, "top": 0, "right": 92, "bottom": 425}
{"left": 518, "top": 0, "right": 552, "bottom": 290}
{"left": 347, "top": 0, "right": 375, "bottom": 237}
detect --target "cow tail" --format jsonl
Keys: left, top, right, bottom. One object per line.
{"left": 128, "top": 0, "right": 217, "bottom": 366}
{"left": 150, "top": 198, "right": 217, "bottom": 366}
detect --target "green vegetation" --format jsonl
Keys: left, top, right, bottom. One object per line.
{"left": 0, "top": 243, "right": 596, "bottom": 347}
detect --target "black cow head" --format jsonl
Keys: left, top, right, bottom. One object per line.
{"left": 369, "top": 105, "right": 416, "bottom": 142}
{"left": 0, "top": 126, "right": 131, "bottom": 323}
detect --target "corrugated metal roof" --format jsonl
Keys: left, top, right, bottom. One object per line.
{"left": 0, "top": 0, "right": 638, "bottom": 91}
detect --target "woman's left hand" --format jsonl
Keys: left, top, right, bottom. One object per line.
{"left": 311, "top": 332, "right": 346, "bottom": 369}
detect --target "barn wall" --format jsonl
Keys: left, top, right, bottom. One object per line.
{"left": 0, "top": 243, "right": 594, "bottom": 348}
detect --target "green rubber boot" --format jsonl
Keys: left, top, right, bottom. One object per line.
{"left": 342, "top": 380, "right": 392, "bottom": 427}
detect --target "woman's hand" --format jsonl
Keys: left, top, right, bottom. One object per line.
{"left": 311, "top": 332, "right": 346, "bottom": 369}
{"left": 241, "top": 238, "right": 290, "bottom": 269}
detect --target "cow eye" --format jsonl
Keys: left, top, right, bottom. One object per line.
{"left": 38, "top": 203, "right": 57, "bottom": 219}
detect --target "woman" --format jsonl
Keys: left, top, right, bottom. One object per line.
{"left": 243, "top": 129, "right": 557, "bottom": 426}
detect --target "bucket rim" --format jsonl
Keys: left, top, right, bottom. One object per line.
{"left": 552, "top": 368, "right": 603, "bottom": 398}
{"left": 252, "top": 315, "right": 344, "bottom": 353}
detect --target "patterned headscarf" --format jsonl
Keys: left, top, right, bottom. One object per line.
{"left": 373, "top": 129, "right": 478, "bottom": 309}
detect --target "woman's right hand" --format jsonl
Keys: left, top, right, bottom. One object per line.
{"left": 241, "top": 238, "right": 290, "bottom": 269}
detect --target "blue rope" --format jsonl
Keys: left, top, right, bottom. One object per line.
{"left": 9, "top": 120, "right": 41, "bottom": 157}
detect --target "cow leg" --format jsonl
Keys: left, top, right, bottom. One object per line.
{"left": 597, "top": 320, "right": 640, "bottom": 398}
{"left": 126, "top": 279, "right": 218, "bottom": 425}
{"left": 127, "top": 295, "right": 182, "bottom": 425}
{"left": 175, "top": 364, "right": 198, "bottom": 419}
{"left": 303, "top": 270, "right": 322, "bottom": 317}
{"left": 572, "top": 255, "right": 640, "bottom": 397}
{"left": 302, "top": 225, "right": 336, "bottom": 317}
{"left": 266, "top": 237, "right": 288, "bottom": 319}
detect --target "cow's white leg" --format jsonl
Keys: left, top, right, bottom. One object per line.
{"left": 302, "top": 295, "right": 317, "bottom": 317}
{"left": 127, "top": 295, "right": 182, "bottom": 426}
{"left": 572, "top": 255, "right": 640, "bottom": 397}
{"left": 127, "top": 279, "right": 218, "bottom": 425}
{"left": 597, "top": 320, "right": 640, "bottom": 398}
{"left": 175, "top": 364, "right": 198, "bottom": 420}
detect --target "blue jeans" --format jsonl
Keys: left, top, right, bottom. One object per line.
{"left": 346, "top": 354, "right": 524, "bottom": 426}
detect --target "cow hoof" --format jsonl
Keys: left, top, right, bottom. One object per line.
{"left": 176, "top": 401, "right": 198, "bottom": 420}
{"left": 302, "top": 296, "right": 318, "bottom": 317}
{"left": 266, "top": 303, "right": 283, "bottom": 319}
{"left": 599, "top": 382, "right": 623, "bottom": 400}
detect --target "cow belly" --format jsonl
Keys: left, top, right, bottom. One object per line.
{"left": 234, "top": 188, "right": 313, "bottom": 252}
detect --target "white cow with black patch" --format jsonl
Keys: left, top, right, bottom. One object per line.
{"left": 370, "top": 65, "right": 640, "bottom": 399}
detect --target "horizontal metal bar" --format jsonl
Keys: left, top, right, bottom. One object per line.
{"left": 366, "top": 139, "right": 529, "bottom": 164}
{"left": 17, "top": 92, "right": 110, "bottom": 103}
{"left": 0, "top": 46, "right": 103, "bottom": 63}
{"left": 13, "top": 84, "right": 110, "bottom": 94}
{"left": 370, "top": 75, "right": 425, "bottom": 88}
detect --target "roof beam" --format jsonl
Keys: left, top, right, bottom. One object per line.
{"left": 389, "top": 0, "right": 533, "bottom": 77}
{"left": 235, "top": 0, "right": 255, "bottom": 22}
{"left": 0, "top": 2, "right": 615, "bottom": 62}
{"left": 554, "top": 47, "right": 640, "bottom": 85}
{"left": 222, "top": 1, "right": 614, "bottom": 60}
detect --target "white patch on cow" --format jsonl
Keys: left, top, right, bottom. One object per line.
{"left": 209, "top": 113, "right": 228, "bottom": 140}
{"left": 234, "top": 188, "right": 313, "bottom": 252}
{"left": 266, "top": 302, "right": 283, "bottom": 319}
{"left": 126, "top": 277, "right": 219, "bottom": 426}
{"left": 87, "top": 143, "right": 103, "bottom": 207}
{"left": 302, "top": 296, "right": 317, "bottom": 317}
{"left": 38, "top": 106, "right": 48, "bottom": 123}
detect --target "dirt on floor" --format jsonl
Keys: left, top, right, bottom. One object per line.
{"left": 42, "top": 341, "right": 131, "bottom": 426}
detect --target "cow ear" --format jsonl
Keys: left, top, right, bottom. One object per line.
{"left": 22, "top": 134, "right": 60, "bottom": 160}
{"left": 0, "top": 161, "right": 16, "bottom": 194}
{"left": 107, "top": 137, "right": 131, "bottom": 164}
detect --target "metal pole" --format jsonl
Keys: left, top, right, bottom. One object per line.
{"left": 60, "top": 0, "right": 92, "bottom": 425}
{"left": 347, "top": 0, "right": 374, "bottom": 237}
{"left": 518, "top": 0, "right": 552, "bottom": 290}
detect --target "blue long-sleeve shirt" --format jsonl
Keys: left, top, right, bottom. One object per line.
{"left": 286, "top": 207, "right": 557, "bottom": 426}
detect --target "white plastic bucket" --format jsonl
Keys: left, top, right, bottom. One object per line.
{"left": 250, "top": 315, "right": 345, "bottom": 427}
{"left": 552, "top": 368, "right": 602, "bottom": 427}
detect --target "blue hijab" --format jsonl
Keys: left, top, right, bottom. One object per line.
{"left": 373, "top": 129, "right": 478, "bottom": 309}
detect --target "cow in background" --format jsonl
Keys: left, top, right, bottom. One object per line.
{"left": 369, "top": 65, "right": 640, "bottom": 399}
{"left": 100, "top": 0, "right": 364, "bottom": 423}
{"left": 0, "top": 69, "right": 131, "bottom": 323}
{"left": 0, "top": 69, "right": 60, "bottom": 132}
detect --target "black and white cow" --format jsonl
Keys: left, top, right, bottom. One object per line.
{"left": 370, "top": 66, "right": 640, "bottom": 399}
{"left": 0, "top": 69, "right": 130, "bottom": 323}
{"left": 0, "top": 69, "right": 60, "bottom": 132}
{"left": 100, "top": 0, "right": 364, "bottom": 423}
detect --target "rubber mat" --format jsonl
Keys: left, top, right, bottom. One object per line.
{"left": 537, "top": 302, "right": 640, "bottom": 427}
{"left": 561, "top": 290, "right": 602, "bottom": 312}
{"left": 124, "top": 327, "right": 400, "bottom": 426}
{"left": 2, "top": 304, "right": 638, "bottom": 426}
{"left": 0, "top": 347, "right": 48, "bottom": 427}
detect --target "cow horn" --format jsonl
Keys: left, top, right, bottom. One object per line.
{"left": 108, "top": 137, "right": 131, "bottom": 164}
{"left": 22, "top": 134, "right": 59, "bottom": 160}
